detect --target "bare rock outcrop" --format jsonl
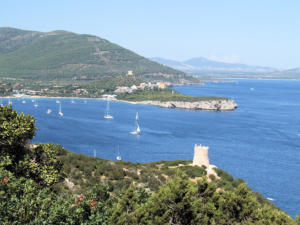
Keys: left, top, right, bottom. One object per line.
{"left": 130, "top": 99, "right": 237, "bottom": 111}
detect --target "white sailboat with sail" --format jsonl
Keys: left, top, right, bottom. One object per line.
{"left": 104, "top": 100, "right": 114, "bottom": 119}
{"left": 130, "top": 112, "right": 141, "bottom": 135}
{"left": 34, "top": 99, "right": 38, "bottom": 108}
{"left": 116, "top": 145, "right": 121, "bottom": 161}
{"left": 47, "top": 109, "right": 52, "bottom": 114}
{"left": 58, "top": 103, "right": 63, "bottom": 116}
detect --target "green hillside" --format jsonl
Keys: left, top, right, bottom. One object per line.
{"left": 0, "top": 27, "right": 183, "bottom": 81}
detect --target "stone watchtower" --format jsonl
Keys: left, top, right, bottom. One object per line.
{"left": 192, "top": 144, "right": 210, "bottom": 167}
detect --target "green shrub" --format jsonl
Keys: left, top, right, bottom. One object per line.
{"left": 209, "top": 174, "right": 216, "bottom": 181}
{"left": 108, "top": 168, "right": 125, "bottom": 180}
{"left": 179, "top": 166, "right": 206, "bottom": 178}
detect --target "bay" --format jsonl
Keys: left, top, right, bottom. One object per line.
{"left": 5, "top": 79, "right": 300, "bottom": 217}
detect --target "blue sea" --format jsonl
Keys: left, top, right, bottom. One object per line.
{"left": 4, "top": 79, "right": 300, "bottom": 217}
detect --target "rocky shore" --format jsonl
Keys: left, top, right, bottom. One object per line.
{"left": 125, "top": 99, "right": 238, "bottom": 111}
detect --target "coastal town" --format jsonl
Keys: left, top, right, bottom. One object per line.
{"left": 0, "top": 70, "right": 170, "bottom": 99}
{"left": 0, "top": 80, "right": 169, "bottom": 99}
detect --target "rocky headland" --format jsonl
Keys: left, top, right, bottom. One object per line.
{"left": 124, "top": 99, "right": 237, "bottom": 111}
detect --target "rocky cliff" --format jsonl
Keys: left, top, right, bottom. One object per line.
{"left": 128, "top": 99, "right": 237, "bottom": 111}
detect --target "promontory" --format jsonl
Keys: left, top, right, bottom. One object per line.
{"left": 122, "top": 99, "right": 237, "bottom": 111}
{"left": 113, "top": 89, "right": 238, "bottom": 111}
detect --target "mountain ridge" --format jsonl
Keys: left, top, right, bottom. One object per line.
{"left": 0, "top": 27, "right": 184, "bottom": 81}
{"left": 151, "top": 57, "right": 276, "bottom": 74}
{"left": 151, "top": 57, "right": 300, "bottom": 79}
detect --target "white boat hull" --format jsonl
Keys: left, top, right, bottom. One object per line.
{"left": 130, "top": 131, "right": 140, "bottom": 135}
{"left": 104, "top": 115, "right": 114, "bottom": 119}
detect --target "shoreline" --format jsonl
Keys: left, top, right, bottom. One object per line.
{"left": 1, "top": 96, "right": 92, "bottom": 100}
{"left": 2, "top": 95, "right": 237, "bottom": 111}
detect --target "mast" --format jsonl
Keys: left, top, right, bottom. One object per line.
{"left": 34, "top": 98, "right": 38, "bottom": 107}
{"left": 130, "top": 112, "right": 141, "bottom": 135}
{"left": 135, "top": 113, "right": 141, "bottom": 133}
{"left": 104, "top": 100, "right": 114, "bottom": 119}
{"left": 106, "top": 100, "right": 110, "bottom": 116}
{"left": 58, "top": 103, "right": 64, "bottom": 116}
{"left": 116, "top": 144, "right": 121, "bottom": 161}
{"left": 136, "top": 112, "right": 139, "bottom": 120}
{"left": 107, "top": 101, "right": 110, "bottom": 116}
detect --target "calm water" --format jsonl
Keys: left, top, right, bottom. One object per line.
{"left": 4, "top": 79, "right": 300, "bottom": 217}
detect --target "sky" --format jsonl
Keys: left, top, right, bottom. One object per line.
{"left": 1, "top": 0, "right": 300, "bottom": 69}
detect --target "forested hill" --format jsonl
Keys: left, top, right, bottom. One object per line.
{"left": 0, "top": 27, "right": 183, "bottom": 81}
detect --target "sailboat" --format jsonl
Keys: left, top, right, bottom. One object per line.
{"left": 104, "top": 100, "right": 114, "bottom": 119}
{"left": 34, "top": 99, "right": 38, "bottom": 108}
{"left": 47, "top": 109, "right": 52, "bottom": 114}
{"left": 22, "top": 99, "right": 26, "bottom": 104}
{"left": 58, "top": 103, "right": 63, "bottom": 116}
{"left": 8, "top": 98, "right": 12, "bottom": 106}
{"left": 56, "top": 100, "right": 60, "bottom": 104}
{"left": 116, "top": 145, "right": 121, "bottom": 161}
{"left": 130, "top": 112, "right": 141, "bottom": 135}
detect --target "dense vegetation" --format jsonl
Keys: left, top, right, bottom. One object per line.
{"left": 0, "top": 27, "right": 183, "bottom": 81}
{"left": 117, "top": 89, "right": 229, "bottom": 102}
{"left": 0, "top": 105, "right": 299, "bottom": 224}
